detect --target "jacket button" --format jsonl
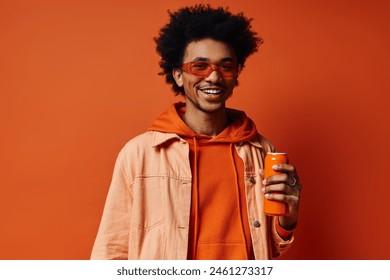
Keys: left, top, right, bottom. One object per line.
{"left": 249, "top": 177, "right": 256, "bottom": 184}
{"left": 253, "top": 221, "right": 261, "bottom": 227}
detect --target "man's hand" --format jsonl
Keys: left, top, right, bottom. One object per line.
{"left": 261, "top": 164, "right": 302, "bottom": 230}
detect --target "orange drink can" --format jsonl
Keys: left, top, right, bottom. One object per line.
{"left": 263, "top": 152, "right": 288, "bottom": 216}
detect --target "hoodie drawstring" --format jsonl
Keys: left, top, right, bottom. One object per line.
{"left": 230, "top": 143, "right": 249, "bottom": 259}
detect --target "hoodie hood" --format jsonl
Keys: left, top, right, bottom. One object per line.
{"left": 148, "top": 102, "right": 258, "bottom": 143}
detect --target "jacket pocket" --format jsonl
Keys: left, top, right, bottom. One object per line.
{"left": 130, "top": 176, "right": 165, "bottom": 230}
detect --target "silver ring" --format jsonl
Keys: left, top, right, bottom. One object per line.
{"left": 290, "top": 177, "right": 297, "bottom": 187}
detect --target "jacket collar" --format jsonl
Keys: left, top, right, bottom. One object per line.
{"left": 248, "top": 135, "right": 263, "bottom": 148}
{"left": 151, "top": 131, "right": 263, "bottom": 149}
{"left": 151, "top": 131, "right": 182, "bottom": 148}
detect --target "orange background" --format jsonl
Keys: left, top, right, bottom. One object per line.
{"left": 1, "top": 0, "right": 389, "bottom": 259}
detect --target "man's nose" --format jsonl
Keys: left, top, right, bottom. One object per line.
{"left": 204, "top": 70, "right": 222, "bottom": 82}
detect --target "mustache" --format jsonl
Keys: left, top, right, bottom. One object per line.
{"left": 195, "top": 83, "right": 225, "bottom": 90}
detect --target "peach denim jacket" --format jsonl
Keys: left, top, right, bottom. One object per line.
{"left": 91, "top": 131, "right": 294, "bottom": 259}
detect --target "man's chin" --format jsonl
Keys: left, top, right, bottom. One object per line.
{"left": 196, "top": 103, "right": 226, "bottom": 114}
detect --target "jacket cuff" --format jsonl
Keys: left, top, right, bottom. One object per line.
{"left": 275, "top": 218, "right": 294, "bottom": 241}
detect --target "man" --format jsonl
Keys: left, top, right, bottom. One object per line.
{"left": 91, "top": 4, "right": 301, "bottom": 260}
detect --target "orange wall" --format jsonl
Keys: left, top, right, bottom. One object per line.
{"left": 1, "top": 0, "right": 389, "bottom": 259}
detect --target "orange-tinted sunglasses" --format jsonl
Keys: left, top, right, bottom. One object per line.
{"left": 181, "top": 61, "right": 240, "bottom": 78}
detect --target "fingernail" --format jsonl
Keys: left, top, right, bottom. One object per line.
{"left": 262, "top": 179, "right": 267, "bottom": 185}
{"left": 265, "top": 193, "right": 270, "bottom": 198}
{"left": 261, "top": 187, "right": 265, "bottom": 192}
{"left": 272, "top": 164, "right": 279, "bottom": 170}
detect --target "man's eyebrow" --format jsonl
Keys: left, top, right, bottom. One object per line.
{"left": 192, "top": 57, "right": 209, "bottom": 61}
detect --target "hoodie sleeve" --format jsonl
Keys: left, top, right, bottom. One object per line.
{"left": 90, "top": 148, "right": 133, "bottom": 260}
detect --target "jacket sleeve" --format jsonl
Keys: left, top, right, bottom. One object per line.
{"left": 91, "top": 149, "right": 133, "bottom": 260}
{"left": 268, "top": 216, "right": 294, "bottom": 259}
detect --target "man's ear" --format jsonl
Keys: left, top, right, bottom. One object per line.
{"left": 172, "top": 68, "right": 183, "bottom": 87}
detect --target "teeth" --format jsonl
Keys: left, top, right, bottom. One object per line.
{"left": 201, "top": 89, "right": 222, "bottom": 94}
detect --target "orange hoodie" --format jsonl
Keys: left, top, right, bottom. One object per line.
{"left": 149, "top": 102, "right": 260, "bottom": 260}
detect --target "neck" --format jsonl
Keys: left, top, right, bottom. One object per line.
{"left": 182, "top": 107, "right": 228, "bottom": 137}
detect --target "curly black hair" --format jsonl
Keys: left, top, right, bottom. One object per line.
{"left": 154, "top": 4, "right": 263, "bottom": 95}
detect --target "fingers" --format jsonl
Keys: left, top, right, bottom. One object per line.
{"left": 263, "top": 192, "right": 300, "bottom": 204}
{"left": 272, "top": 163, "right": 295, "bottom": 173}
{"left": 273, "top": 164, "right": 299, "bottom": 180}
{"left": 263, "top": 173, "right": 288, "bottom": 185}
{"left": 262, "top": 163, "right": 302, "bottom": 198}
{"left": 262, "top": 183, "right": 289, "bottom": 193}
{"left": 262, "top": 183, "right": 300, "bottom": 199}
{"left": 262, "top": 173, "right": 299, "bottom": 189}
{"left": 265, "top": 163, "right": 302, "bottom": 190}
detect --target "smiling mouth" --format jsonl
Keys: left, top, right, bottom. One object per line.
{"left": 198, "top": 87, "right": 224, "bottom": 95}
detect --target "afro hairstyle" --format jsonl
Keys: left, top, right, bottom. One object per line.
{"left": 154, "top": 4, "right": 263, "bottom": 95}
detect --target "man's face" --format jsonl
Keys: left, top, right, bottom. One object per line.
{"left": 173, "top": 38, "right": 238, "bottom": 114}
